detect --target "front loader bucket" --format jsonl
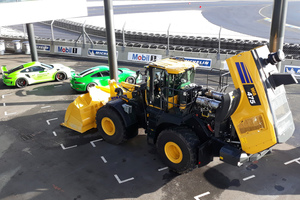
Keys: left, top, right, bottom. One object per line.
{"left": 61, "top": 87, "right": 110, "bottom": 133}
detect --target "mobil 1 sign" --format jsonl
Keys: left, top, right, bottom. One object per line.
{"left": 55, "top": 46, "right": 81, "bottom": 55}
{"left": 128, "top": 52, "right": 162, "bottom": 62}
{"left": 183, "top": 57, "right": 212, "bottom": 68}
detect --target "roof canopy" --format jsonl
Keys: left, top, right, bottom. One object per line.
{"left": 0, "top": 0, "right": 87, "bottom": 26}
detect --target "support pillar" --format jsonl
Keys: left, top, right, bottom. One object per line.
{"left": 26, "top": 23, "right": 38, "bottom": 61}
{"left": 269, "top": 0, "right": 288, "bottom": 72}
{"left": 104, "top": 0, "right": 118, "bottom": 80}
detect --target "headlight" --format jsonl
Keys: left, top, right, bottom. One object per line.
{"left": 237, "top": 115, "right": 265, "bottom": 134}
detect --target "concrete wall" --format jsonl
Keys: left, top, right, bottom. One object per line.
{"left": 1, "top": 37, "right": 300, "bottom": 76}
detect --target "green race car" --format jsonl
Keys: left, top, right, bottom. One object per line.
{"left": 1, "top": 61, "right": 75, "bottom": 88}
{"left": 70, "top": 66, "right": 141, "bottom": 92}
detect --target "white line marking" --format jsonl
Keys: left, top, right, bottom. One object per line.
{"left": 41, "top": 106, "right": 51, "bottom": 109}
{"left": 158, "top": 167, "right": 168, "bottom": 171}
{"left": 101, "top": 156, "right": 107, "bottom": 163}
{"left": 243, "top": 175, "right": 256, "bottom": 181}
{"left": 194, "top": 192, "right": 210, "bottom": 200}
{"left": 284, "top": 157, "right": 300, "bottom": 165}
{"left": 2, "top": 94, "right": 12, "bottom": 98}
{"left": 114, "top": 174, "right": 134, "bottom": 184}
{"left": 46, "top": 118, "right": 58, "bottom": 125}
{"left": 52, "top": 131, "right": 57, "bottom": 136}
{"left": 90, "top": 139, "right": 103, "bottom": 147}
{"left": 54, "top": 85, "right": 62, "bottom": 87}
{"left": 3, "top": 103, "right": 6, "bottom": 106}
{"left": 60, "top": 144, "right": 77, "bottom": 150}
{"left": 4, "top": 111, "right": 16, "bottom": 116}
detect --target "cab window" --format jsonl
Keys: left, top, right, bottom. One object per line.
{"left": 91, "top": 72, "right": 102, "bottom": 77}
{"left": 31, "top": 66, "right": 45, "bottom": 72}
{"left": 101, "top": 71, "right": 110, "bottom": 77}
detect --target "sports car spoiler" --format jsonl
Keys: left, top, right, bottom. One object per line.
{"left": 1, "top": 65, "right": 8, "bottom": 75}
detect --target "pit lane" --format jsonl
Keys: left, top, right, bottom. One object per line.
{"left": 0, "top": 54, "right": 299, "bottom": 200}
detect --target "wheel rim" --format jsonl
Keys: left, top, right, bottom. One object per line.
{"left": 87, "top": 83, "right": 96, "bottom": 91}
{"left": 164, "top": 142, "right": 183, "bottom": 164}
{"left": 127, "top": 77, "right": 135, "bottom": 84}
{"left": 101, "top": 117, "right": 115, "bottom": 136}
{"left": 17, "top": 79, "right": 26, "bottom": 87}
{"left": 56, "top": 73, "right": 64, "bottom": 80}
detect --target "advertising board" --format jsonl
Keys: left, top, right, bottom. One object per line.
{"left": 285, "top": 65, "right": 300, "bottom": 78}
{"left": 36, "top": 44, "right": 51, "bottom": 52}
{"left": 128, "top": 52, "right": 162, "bottom": 62}
{"left": 88, "top": 48, "right": 118, "bottom": 58}
{"left": 55, "top": 46, "right": 82, "bottom": 55}
{"left": 182, "top": 57, "right": 212, "bottom": 68}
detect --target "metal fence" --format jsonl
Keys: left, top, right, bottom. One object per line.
{"left": 36, "top": 19, "right": 300, "bottom": 59}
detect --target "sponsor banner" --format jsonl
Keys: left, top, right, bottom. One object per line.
{"left": 128, "top": 52, "right": 162, "bottom": 62}
{"left": 88, "top": 48, "right": 118, "bottom": 58}
{"left": 36, "top": 44, "right": 50, "bottom": 51}
{"left": 183, "top": 57, "right": 212, "bottom": 68}
{"left": 285, "top": 65, "right": 300, "bottom": 77}
{"left": 55, "top": 45, "right": 81, "bottom": 55}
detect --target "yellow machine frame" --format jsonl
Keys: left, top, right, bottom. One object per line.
{"left": 226, "top": 50, "right": 277, "bottom": 154}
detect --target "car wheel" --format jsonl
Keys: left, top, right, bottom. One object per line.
{"left": 55, "top": 72, "right": 66, "bottom": 81}
{"left": 16, "top": 78, "right": 28, "bottom": 88}
{"left": 125, "top": 76, "right": 136, "bottom": 84}
{"left": 86, "top": 82, "right": 97, "bottom": 92}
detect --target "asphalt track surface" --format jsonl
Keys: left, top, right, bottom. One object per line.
{"left": 202, "top": 1, "right": 300, "bottom": 43}
{"left": 6, "top": 1, "right": 300, "bottom": 43}
{"left": 0, "top": 53, "right": 300, "bottom": 200}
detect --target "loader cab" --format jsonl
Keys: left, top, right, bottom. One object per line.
{"left": 145, "top": 58, "right": 198, "bottom": 110}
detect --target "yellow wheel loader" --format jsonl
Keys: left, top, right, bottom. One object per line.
{"left": 62, "top": 45, "right": 297, "bottom": 173}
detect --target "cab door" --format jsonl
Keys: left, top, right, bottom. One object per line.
{"left": 146, "top": 67, "right": 167, "bottom": 109}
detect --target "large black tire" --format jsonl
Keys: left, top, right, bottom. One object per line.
{"left": 125, "top": 76, "right": 136, "bottom": 84}
{"left": 126, "top": 124, "right": 139, "bottom": 139}
{"left": 15, "top": 78, "right": 28, "bottom": 88}
{"left": 55, "top": 72, "right": 66, "bottom": 81}
{"left": 96, "top": 106, "right": 127, "bottom": 144}
{"left": 156, "top": 128, "right": 200, "bottom": 174}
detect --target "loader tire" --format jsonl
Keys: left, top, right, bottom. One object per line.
{"left": 156, "top": 128, "right": 200, "bottom": 174}
{"left": 96, "top": 106, "right": 127, "bottom": 144}
{"left": 126, "top": 124, "right": 138, "bottom": 139}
